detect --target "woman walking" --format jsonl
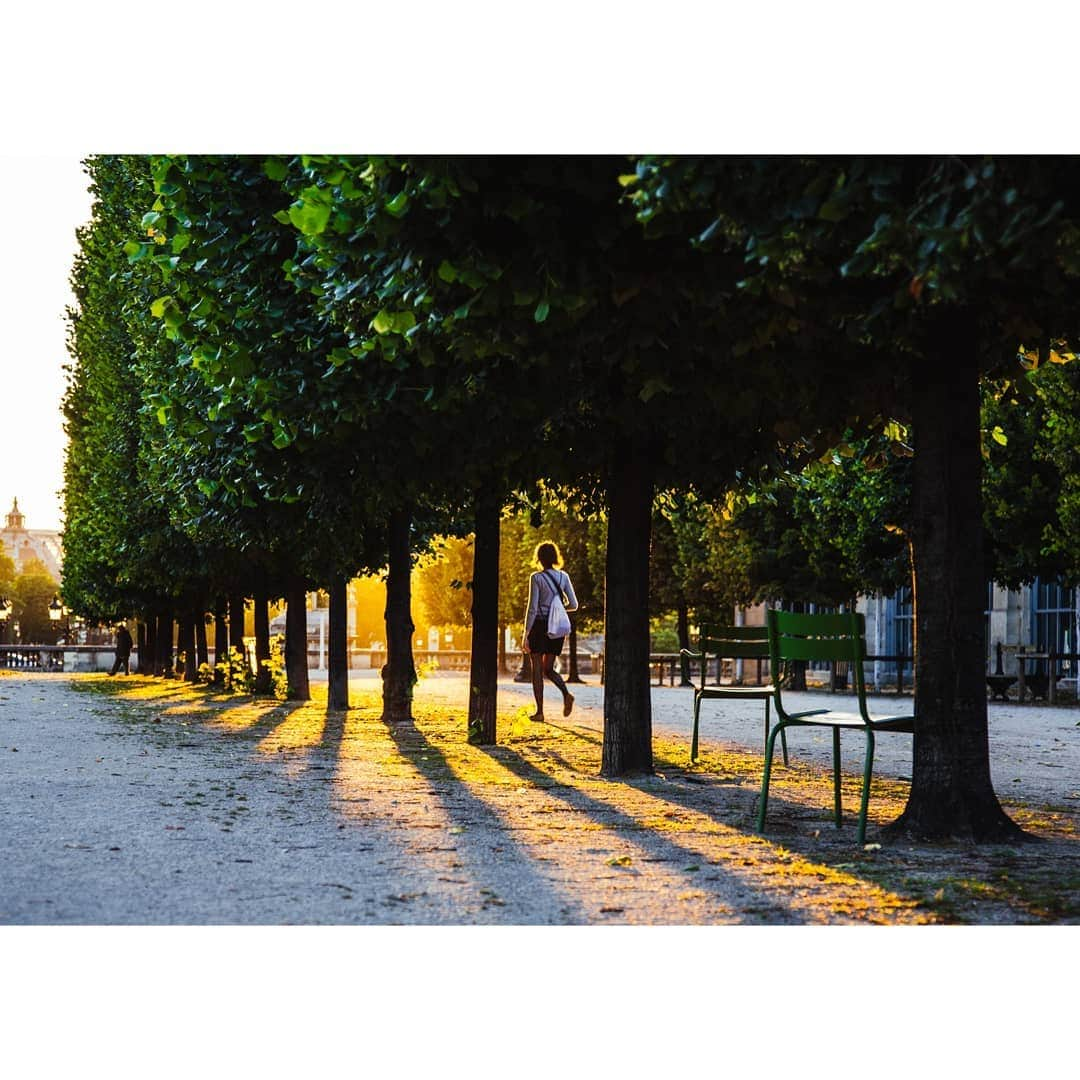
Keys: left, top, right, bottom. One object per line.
{"left": 522, "top": 541, "right": 579, "bottom": 722}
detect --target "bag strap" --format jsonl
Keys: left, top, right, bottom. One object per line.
{"left": 541, "top": 569, "right": 565, "bottom": 603}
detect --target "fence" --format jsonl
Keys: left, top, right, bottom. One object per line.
{"left": 0, "top": 645, "right": 116, "bottom": 672}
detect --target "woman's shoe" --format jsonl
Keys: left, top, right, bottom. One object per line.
{"left": 529, "top": 713, "right": 545, "bottom": 722}
{"left": 563, "top": 693, "right": 574, "bottom": 717}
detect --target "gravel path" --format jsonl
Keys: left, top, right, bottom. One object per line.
{"left": 1, "top": 670, "right": 1077, "bottom": 925}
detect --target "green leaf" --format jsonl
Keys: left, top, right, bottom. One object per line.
{"left": 991, "top": 425, "right": 1008, "bottom": 446}
{"left": 818, "top": 198, "right": 848, "bottom": 222}
{"left": 883, "top": 420, "right": 908, "bottom": 443}
{"left": 534, "top": 300, "right": 550, "bottom": 323}
{"left": 150, "top": 296, "right": 171, "bottom": 319}
{"left": 437, "top": 260, "right": 458, "bottom": 283}
{"left": 263, "top": 158, "right": 287, "bottom": 182}
{"left": 287, "top": 198, "right": 331, "bottom": 236}
{"left": 372, "top": 310, "right": 417, "bottom": 335}
{"left": 384, "top": 191, "right": 410, "bottom": 218}
{"left": 639, "top": 376, "right": 671, "bottom": 403}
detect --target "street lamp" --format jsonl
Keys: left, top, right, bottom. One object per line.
{"left": 49, "top": 597, "right": 71, "bottom": 643}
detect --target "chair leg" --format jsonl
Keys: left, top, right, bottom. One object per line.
{"left": 778, "top": 702, "right": 789, "bottom": 767}
{"left": 756, "top": 723, "right": 785, "bottom": 833}
{"left": 691, "top": 693, "right": 702, "bottom": 762}
{"left": 856, "top": 729, "right": 876, "bottom": 846}
{"left": 832, "top": 727, "right": 842, "bottom": 828}
{"left": 763, "top": 698, "right": 788, "bottom": 767}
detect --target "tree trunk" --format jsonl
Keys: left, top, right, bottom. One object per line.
{"left": 146, "top": 615, "right": 159, "bottom": 675}
{"left": 498, "top": 620, "right": 508, "bottom": 674}
{"left": 327, "top": 574, "right": 349, "bottom": 710}
{"left": 676, "top": 597, "right": 693, "bottom": 686}
{"left": 381, "top": 506, "right": 416, "bottom": 723}
{"left": 157, "top": 611, "right": 174, "bottom": 677}
{"left": 601, "top": 449, "right": 654, "bottom": 776}
{"left": 136, "top": 621, "right": 148, "bottom": 674}
{"left": 181, "top": 613, "right": 199, "bottom": 682}
{"left": 253, "top": 588, "right": 272, "bottom": 695}
{"left": 285, "top": 577, "right": 311, "bottom": 701}
{"left": 884, "top": 317, "right": 1023, "bottom": 843}
{"left": 195, "top": 610, "right": 209, "bottom": 670}
{"left": 229, "top": 593, "right": 246, "bottom": 667}
{"left": 468, "top": 494, "right": 500, "bottom": 744}
{"left": 567, "top": 620, "right": 584, "bottom": 683}
{"left": 213, "top": 598, "right": 229, "bottom": 683}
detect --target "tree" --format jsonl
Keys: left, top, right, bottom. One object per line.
{"left": 0, "top": 550, "right": 15, "bottom": 597}
{"left": 13, "top": 559, "right": 60, "bottom": 644}
{"left": 414, "top": 536, "right": 475, "bottom": 635}
{"left": 639, "top": 154, "right": 1080, "bottom": 841}
{"left": 142, "top": 155, "right": 397, "bottom": 704}
{"left": 720, "top": 434, "right": 912, "bottom": 608}
{"left": 983, "top": 360, "right": 1080, "bottom": 588}
{"left": 63, "top": 154, "right": 215, "bottom": 676}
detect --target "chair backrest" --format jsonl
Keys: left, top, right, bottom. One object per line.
{"left": 766, "top": 608, "right": 870, "bottom": 720}
{"left": 696, "top": 625, "right": 770, "bottom": 687}
{"left": 700, "top": 624, "right": 770, "bottom": 660}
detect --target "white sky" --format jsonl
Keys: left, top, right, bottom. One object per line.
{"left": 0, "top": 156, "right": 93, "bottom": 532}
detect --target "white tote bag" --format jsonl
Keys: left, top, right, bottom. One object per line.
{"left": 543, "top": 570, "right": 572, "bottom": 638}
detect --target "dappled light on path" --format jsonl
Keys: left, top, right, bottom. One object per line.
{"left": 427, "top": 717, "right": 931, "bottom": 924}
{"left": 254, "top": 704, "right": 327, "bottom": 757}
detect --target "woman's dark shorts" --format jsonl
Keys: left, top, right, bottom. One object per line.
{"left": 528, "top": 621, "right": 565, "bottom": 656}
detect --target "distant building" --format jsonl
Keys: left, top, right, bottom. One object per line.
{"left": 1, "top": 498, "right": 62, "bottom": 580}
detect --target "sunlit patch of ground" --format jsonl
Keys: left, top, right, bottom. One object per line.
{"left": 73, "top": 674, "right": 1080, "bottom": 924}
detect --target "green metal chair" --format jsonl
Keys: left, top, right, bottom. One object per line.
{"left": 756, "top": 608, "right": 914, "bottom": 845}
{"left": 681, "top": 625, "right": 813, "bottom": 766}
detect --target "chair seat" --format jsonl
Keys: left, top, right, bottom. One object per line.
{"left": 785, "top": 709, "right": 914, "bottom": 731}
{"left": 698, "top": 684, "right": 776, "bottom": 699}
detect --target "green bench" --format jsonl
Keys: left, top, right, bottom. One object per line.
{"left": 757, "top": 609, "right": 914, "bottom": 845}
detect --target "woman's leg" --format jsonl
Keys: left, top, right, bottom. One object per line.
{"left": 530, "top": 651, "right": 546, "bottom": 718}
{"left": 543, "top": 654, "right": 574, "bottom": 715}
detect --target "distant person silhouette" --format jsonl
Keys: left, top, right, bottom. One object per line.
{"left": 109, "top": 624, "right": 133, "bottom": 676}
